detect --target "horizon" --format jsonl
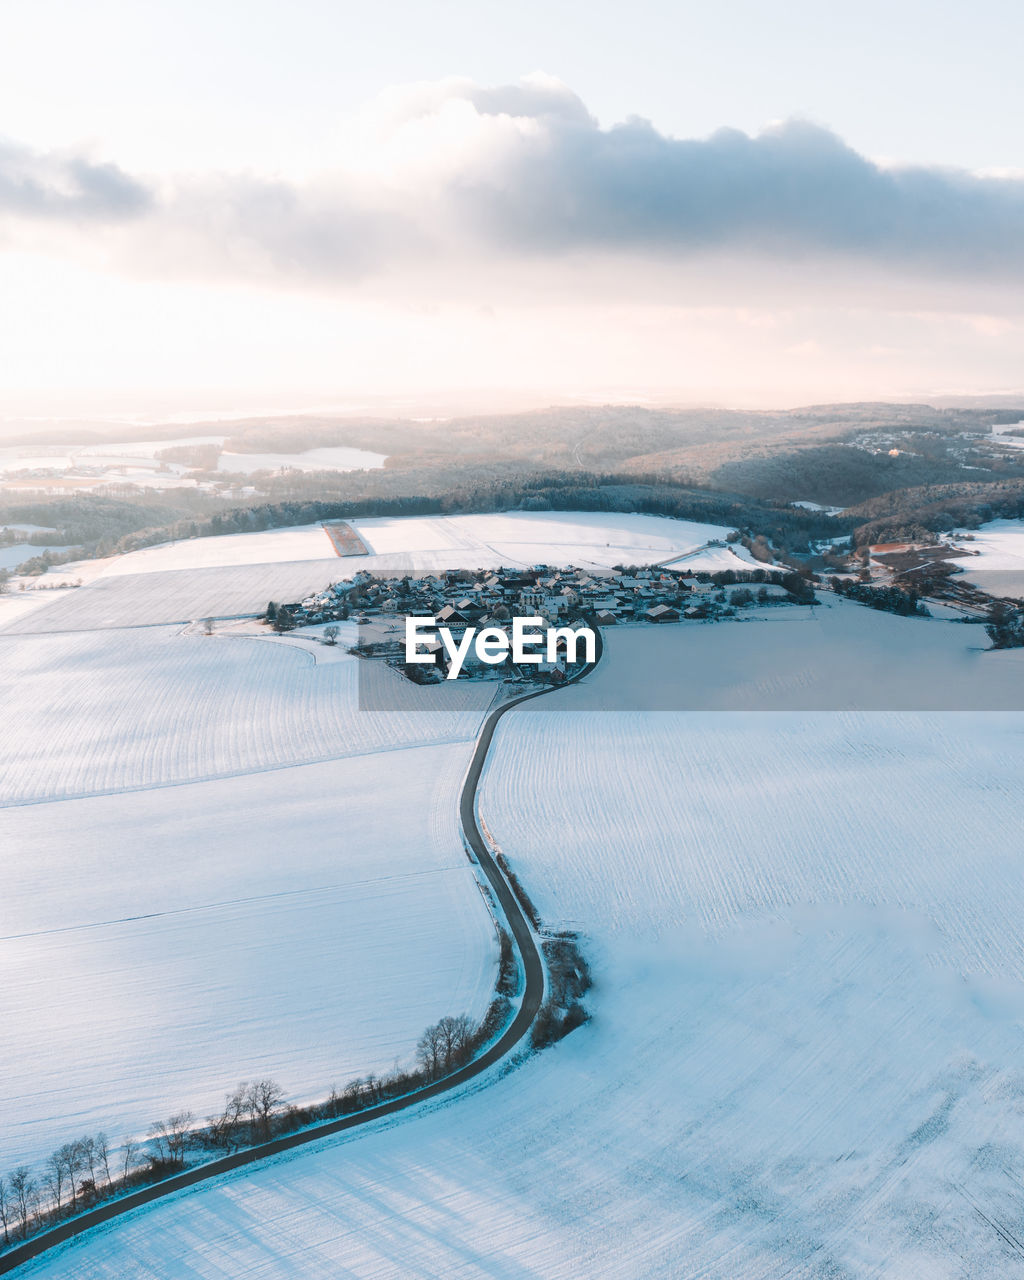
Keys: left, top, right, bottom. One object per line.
{"left": 2, "top": 2, "right": 1024, "bottom": 417}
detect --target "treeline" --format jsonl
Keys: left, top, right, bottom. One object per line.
{"left": 710, "top": 442, "right": 1001, "bottom": 508}
{"left": 0, "top": 493, "right": 225, "bottom": 557}
{"left": 0, "top": 999, "right": 522, "bottom": 1254}
{"left": 829, "top": 577, "right": 930, "bottom": 617}
{"left": 845, "top": 478, "right": 1024, "bottom": 547}
{"left": 110, "top": 473, "right": 846, "bottom": 557}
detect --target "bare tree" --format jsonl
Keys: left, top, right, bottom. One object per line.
{"left": 44, "top": 1149, "right": 67, "bottom": 1216}
{"left": 210, "top": 1084, "right": 248, "bottom": 1148}
{"left": 322, "top": 624, "right": 340, "bottom": 645}
{"left": 436, "top": 1014, "right": 474, "bottom": 1070}
{"left": 416, "top": 1014, "right": 475, "bottom": 1079}
{"left": 243, "top": 1080, "right": 285, "bottom": 1143}
{"left": 0, "top": 1173, "right": 11, "bottom": 1246}
{"left": 95, "top": 1133, "right": 112, "bottom": 1189}
{"left": 149, "top": 1112, "right": 194, "bottom": 1167}
{"left": 76, "top": 1135, "right": 100, "bottom": 1203}
{"left": 202, "top": 617, "right": 215, "bottom": 635}
{"left": 121, "top": 1136, "right": 139, "bottom": 1184}
{"left": 10, "top": 1166, "right": 35, "bottom": 1239}
{"left": 416, "top": 1022, "right": 445, "bottom": 1078}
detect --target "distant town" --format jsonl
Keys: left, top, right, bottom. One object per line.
{"left": 264, "top": 561, "right": 815, "bottom": 682}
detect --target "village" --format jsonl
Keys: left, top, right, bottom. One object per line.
{"left": 264, "top": 561, "right": 809, "bottom": 682}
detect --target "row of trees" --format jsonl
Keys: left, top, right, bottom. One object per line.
{"left": 0, "top": 968, "right": 567, "bottom": 1255}
{"left": 828, "top": 577, "right": 930, "bottom": 617}
{"left": 0, "top": 1131, "right": 140, "bottom": 1245}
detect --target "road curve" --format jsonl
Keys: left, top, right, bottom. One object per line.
{"left": 0, "top": 630, "right": 602, "bottom": 1275}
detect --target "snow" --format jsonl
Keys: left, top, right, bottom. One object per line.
{"left": 0, "top": 744, "right": 496, "bottom": 1171}
{"left": 0, "top": 564, "right": 348, "bottom": 633}
{"left": 661, "top": 543, "right": 759, "bottom": 572}
{"left": 951, "top": 519, "right": 1024, "bottom": 599}
{"left": 351, "top": 511, "right": 736, "bottom": 573}
{"left": 26, "top": 599, "right": 1024, "bottom": 1278}
{"left": 99, "top": 524, "right": 340, "bottom": 575}
{"left": 0, "top": 511, "right": 744, "bottom": 635}
{"left": 0, "top": 625, "right": 491, "bottom": 804}
{"left": 791, "top": 499, "right": 845, "bottom": 515}
{"left": 216, "top": 446, "right": 386, "bottom": 474}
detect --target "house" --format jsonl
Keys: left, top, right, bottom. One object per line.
{"left": 436, "top": 605, "right": 472, "bottom": 627}
{"left": 646, "top": 604, "right": 680, "bottom": 623}
{"left": 595, "top": 609, "right": 618, "bottom": 626}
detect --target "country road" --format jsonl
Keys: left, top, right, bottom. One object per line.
{"left": 0, "top": 630, "right": 602, "bottom": 1275}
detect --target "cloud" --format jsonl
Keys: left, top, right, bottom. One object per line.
{"left": 5, "top": 77, "right": 1024, "bottom": 291}
{"left": 0, "top": 137, "right": 150, "bottom": 220}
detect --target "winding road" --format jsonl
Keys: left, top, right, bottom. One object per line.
{"left": 0, "top": 631, "right": 602, "bottom": 1275}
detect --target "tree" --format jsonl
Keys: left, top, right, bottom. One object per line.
{"left": 149, "top": 1112, "right": 194, "bottom": 1166}
{"left": 416, "top": 1023, "right": 445, "bottom": 1077}
{"left": 9, "top": 1167, "right": 34, "bottom": 1239}
{"left": 322, "top": 624, "right": 340, "bottom": 645}
{"left": 416, "top": 1014, "right": 474, "bottom": 1078}
{"left": 202, "top": 617, "right": 215, "bottom": 635}
{"left": 76, "top": 1135, "right": 100, "bottom": 1203}
{"left": 243, "top": 1079, "right": 285, "bottom": 1143}
{"left": 121, "top": 1136, "right": 140, "bottom": 1183}
{"left": 209, "top": 1085, "right": 248, "bottom": 1148}
{"left": 44, "top": 1148, "right": 68, "bottom": 1216}
{"left": 0, "top": 1173, "right": 11, "bottom": 1245}
{"left": 95, "top": 1133, "right": 113, "bottom": 1189}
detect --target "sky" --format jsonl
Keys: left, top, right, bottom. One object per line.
{"left": 1, "top": 0, "right": 1023, "bottom": 423}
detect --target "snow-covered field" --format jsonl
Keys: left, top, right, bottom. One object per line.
{"left": 0, "top": 511, "right": 741, "bottom": 634}
{"left": 1, "top": 619, "right": 497, "bottom": 1171}
{"left": 98, "top": 523, "right": 340, "bottom": 575}
{"left": 351, "top": 510, "right": 736, "bottom": 573}
{"left": 0, "top": 626, "right": 490, "bottom": 804}
{"left": 0, "top": 438, "right": 385, "bottom": 492}
{"left": 0, "top": 563, "right": 346, "bottom": 633}
{"left": 28, "top": 598, "right": 1024, "bottom": 1278}
{"left": 952, "top": 519, "right": 1024, "bottom": 599}
{"left": 1, "top": 745, "right": 496, "bottom": 1169}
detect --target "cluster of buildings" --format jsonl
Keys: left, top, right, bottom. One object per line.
{"left": 292, "top": 563, "right": 729, "bottom": 632}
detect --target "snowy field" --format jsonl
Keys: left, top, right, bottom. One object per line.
{"left": 1, "top": 618, "right": 498, "bottom": 1170}
{"left": 952, "top": 519, "right": 1024, "bottom": 600}
{"left": 0, "top": 745, "right": 495, "bottom": 1169}
{"left": 350, "top": 510, "right": 736, "bottom": 573}
{"left": 0, "top": 625, "right": 490, "bottom": 804}
{"left": 30, "top": 598, "right": 1024, "bottom": 1278}
{"left": 0, "top": 511, "right": 741, "bottom": 634}
{"left": 0, "top": 563, "right": 347, "bottom": 633}
{"left": 0, "top": 438, "right": 385, "bottom": 492}
{"left": 98, "top": 523, "right": 341, "bottom": 575}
